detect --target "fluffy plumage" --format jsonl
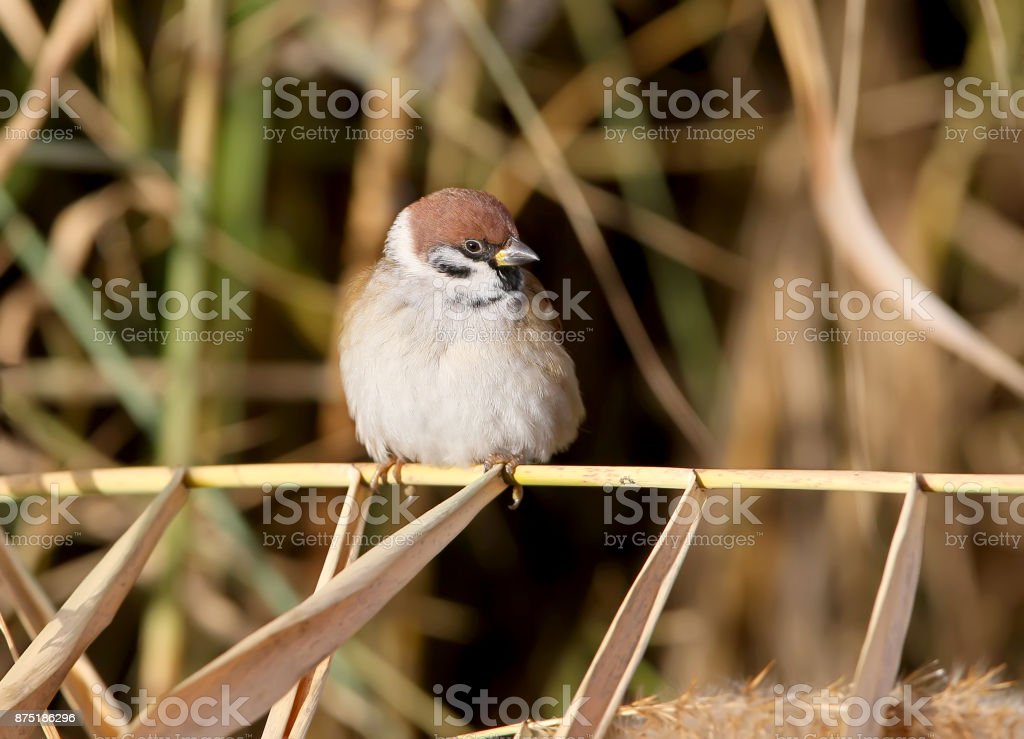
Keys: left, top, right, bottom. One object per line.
{"left": 340, "top": 188, "right": 584, "bottom": 468}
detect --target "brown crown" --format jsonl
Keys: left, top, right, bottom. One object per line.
{"left": 405, "top": 188, "right": 519, "bottom": 257}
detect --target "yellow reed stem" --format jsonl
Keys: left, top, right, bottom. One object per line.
{"left": 0, "top": 464, "right": 1022, "bottom": 497}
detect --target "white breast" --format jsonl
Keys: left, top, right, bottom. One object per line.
{"left": 340, "top": 263, "right": 584, "bottom": 466}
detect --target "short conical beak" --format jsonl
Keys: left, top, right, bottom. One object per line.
{"left": 494, "top": 237, "right": 540, "bottom": 267}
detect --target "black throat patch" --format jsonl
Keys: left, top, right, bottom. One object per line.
{"left": 495, "top": 266, "right": 523, "bottom": 292}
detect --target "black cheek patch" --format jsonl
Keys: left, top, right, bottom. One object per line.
{"left": 434, "top": 262, "right": 471, "bottom": 278}
{"left": 428, "top": 248, "right": 472, "bottom": 278}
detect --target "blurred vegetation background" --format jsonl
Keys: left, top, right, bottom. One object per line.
{"left": 0, "top": 0, "right": 1022, "bottom": 736}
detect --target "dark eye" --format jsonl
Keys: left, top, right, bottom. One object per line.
{"left": 464, "top": 239, "right": 484, "bottom": 254}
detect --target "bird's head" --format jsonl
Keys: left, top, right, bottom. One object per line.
{"left": 385, "top": 188, "right": 539, "bottom": 306}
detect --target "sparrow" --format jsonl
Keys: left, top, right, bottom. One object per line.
{"left": 339, "top": 188, "right": 585, "bottom": 507}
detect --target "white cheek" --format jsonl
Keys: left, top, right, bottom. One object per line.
{"left": 384, "top": 210, "right": 435, "bottom": 280}
{"left": 463, "top": 262, "right": 504, "bottom": 295}
{"left": 385, "top": 210, "right": 505, "bottom": 300}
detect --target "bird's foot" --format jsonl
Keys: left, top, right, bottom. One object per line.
{"left": 370, "top": 457, "right": 413, "bottom": 496}
{"left": 369, "top": 458, "right": 393, "bottom": 492}
{"left": 393, "top": 460, "right": 415, "bottom": 497}
{"left": 370, "top": 457, "right": 396, "bottom": 492}
{"left": 483, "top": 454, "right": 525, "bottom": 510}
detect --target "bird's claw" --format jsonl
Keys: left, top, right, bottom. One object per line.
{"left": 370, "top": 457, "right": 408, "bottom": 493}
{"left": 484, "top": 456, "right": 524, "bottom": 509}
{"left": 508, "top": 480, "right": 524, "bottom": 510}
{"left": 369, "top": 459, "right": 393, "bottom": 492}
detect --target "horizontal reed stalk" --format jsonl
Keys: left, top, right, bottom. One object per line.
{"left": 1, "top": 464, "right": 1022, "bottom": 497}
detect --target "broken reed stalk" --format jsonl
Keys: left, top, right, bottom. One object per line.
{"left": 1, "top": 464, "right": 1023, "bottom": 497}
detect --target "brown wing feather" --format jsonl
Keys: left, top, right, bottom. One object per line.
{"left": 522, "top": 270, "right": 561, "bottom": 332}
{"left": 519, "top": 270, "right": 578, "bottom": 380}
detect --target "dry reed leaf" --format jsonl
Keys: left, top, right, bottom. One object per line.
{"left": 558, "top": 472, "right": 701, "bottom": 738}
{"left": 766, "top": 0, "right": 1024, "bottom": 400}
{"left": 0, "top": 282, "right": 39, "bottom": 364}
{"left": 835, "top": 0, "right": 865, "bottom": 150}
{"left": 0, "top": 613, "right": 61, "bottom": 739}
{"left": 49, "top": 185, "right": 135, "bottom": 275}
{"left": 0, "top": 611, "right": 52, "bottom": 739}
{"left": 0, "top": 1, "right": 42, "bottom": 58}
{"left": 847, "top": 476, "right": 927, "bottom": 736}
{"left": 976, "top": 0, "right": 1010, "bottom": 86}
{"left": 177, "top": 0, "right": 222, "bottom": 177}
{"left": 0, "top": 0, "right": 105, "bottom": 180}
{"left": 127, "top": 466, "right": 506, "bottom": 737}
{"left": 0, "top": 527, "right": 125, "bottom": 737}
{"left": 262, "top": 465, "right": 366, "bottom": 739}
{"left": 0, "top": 610, "right": 17, "bottom": 661}
{"left": 0, "top": 468, "right": 187, "bottom": 737}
